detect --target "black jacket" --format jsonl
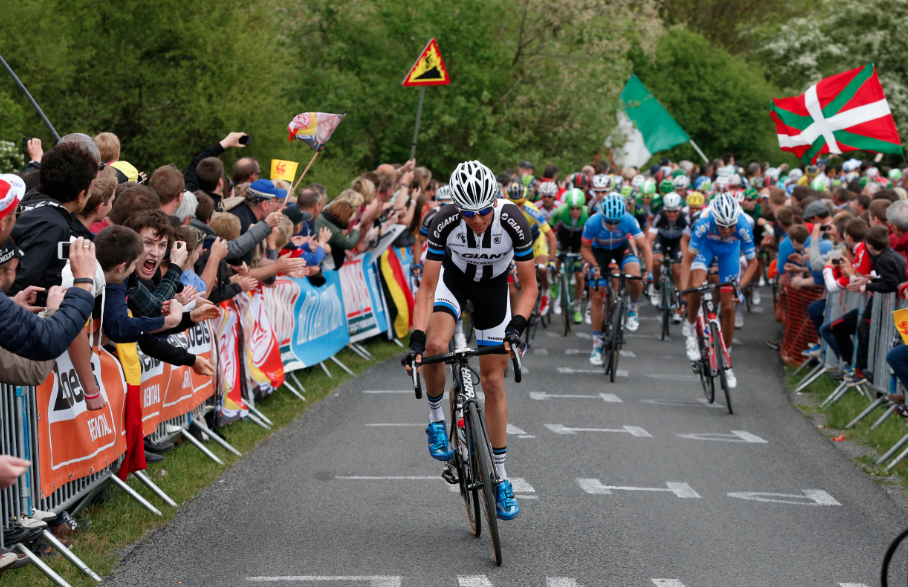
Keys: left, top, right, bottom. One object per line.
{"left": 0, "top": 288, "right": 94, "bottom": 361}
{"left": 10, "top": 194, "right": 75, "bottom": 294}
{"left": 194, "top": 250, "right": 242, "bottom": 305}
{"left": 867, "top": 247, "right": 907, "bottom": 293}
{"left": 184, "top": 143, "right": 225, "bottom": 209}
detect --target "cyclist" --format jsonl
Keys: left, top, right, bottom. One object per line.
{"left": 581, "top": 192, "right": 653, "bottom": 366}
{"left": 505, "top": 182, "right": 557, "bottom": 316}
{"left": 672, "top": 174, "right": 690, "bottom": 199}
{"left": 679, "top": 192, "right": 758, "bottom": 389}
{"left": 646, "top": 191, "right": 687, "bottom": 320}
{"left": 684, "top": 191, "right": 706, "bottom": 224}
{"left": 536, "top": 181, "right": 560, "bottom": 222}
{"left": 549, "top": 188, "right": 589, "bottom": 323}
{"left": 637, "top": 179, "right": 658, "bottom": 224}
{"left": 404, "top": 160, "right": 536, "bottom": 520}
{"left": 587, "top": 174, "right": 612, "bottom": 216}
{"left": 623, "top": 183, "right": 648, "bottom": 229}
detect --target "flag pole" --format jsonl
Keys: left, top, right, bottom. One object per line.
{"left": 689, "top": 140, "right": 709, "bottom": 165}
{"left": 0, "top": 53, "right": 61, "bottom": 142}
{"left": 410, "top": 86, "right": 426, "bottom": 160}
{"left": 281, "top": 150, "right": 319, "bottom": 211}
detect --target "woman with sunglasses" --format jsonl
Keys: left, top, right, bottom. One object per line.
{"left": 403, "top": 160, "right": 537, "bottom": 521}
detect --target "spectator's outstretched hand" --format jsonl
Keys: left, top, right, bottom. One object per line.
{"left": 175, "top": 285, "right": 198, "bottom": 306}
{"left": 170, "top": 241, "right": 189, "bottom": 268}
{"left": 210, "top": 237, "right": 228, "bottom": 261}
{"left": 27, "top": 138, "right": 43, "bottom": 163}
{"left": 228, "top": 262, "right": 249, "bottom": 276}
{"left": 46, "top": 286, "right": 66, "bottom": 310}
{"left": 162, "top": 299, "right": 183, "bottom": 329}
{"left": 275, "top": 256, "right": 306, "bottom": 275}
{"left": 13, "top": 285, "right": 46, "bottom": 312}
{"left": 85, "top": 393, "right": 108, "bottom": 412}
{"left": 69, "top": 237, "right": 97, "bottom": 288}
{"left": 265, "top": 211, "right": 282, "bottom": 228}
{"left": 220, "top": 132, "right": 248, "bottom": 149}
{"left": 190, "top": 304, "right": 221, "bottom": 322}
{"left": 0, "top": 456, "right": 30, "bottom": 489}
{"left": 318, "top": 227, "right": 332, "bottom": 246}
{"left": 191, "top": 356, "right": 214, "bottom": 376}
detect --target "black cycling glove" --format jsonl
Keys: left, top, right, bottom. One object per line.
{"left": 401, "top": 329, "right": 427, "bottom": 368}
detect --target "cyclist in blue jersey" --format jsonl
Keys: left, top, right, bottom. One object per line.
{"left": 679, "top": 192, "right": 758, "bottom": 389}
{"left": 581, "top": 193, "right": 653, "bottom": 366}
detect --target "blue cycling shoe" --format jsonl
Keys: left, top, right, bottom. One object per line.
{"left": 495, "top": 480, "right": 520, "bottom": 520}
{"left": 426, "top": 422, "right": 454, "bottom": 461}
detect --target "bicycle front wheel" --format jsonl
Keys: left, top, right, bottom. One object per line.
{"left": 467, "top": 401, "right": 502, "bottom": 566}
{"left": 713, "top": 329, "right": 733, "bottom": 414}
{"left": 881, "top": 526, "right": 908, "bottom": 586}
{"left": 697, "top": 328, "right": 715, "bottom": 404}
{"left": 609, "top": 301, "right": 623, "bottom": 383}
{"left": 449, "top": 392, "right": 480, "bottom": 537}
{"left": 660, "top": 284, "right": 670, "bottom": 341}
{"left": 560, "top": 273, "right": 571, "bottom": 336}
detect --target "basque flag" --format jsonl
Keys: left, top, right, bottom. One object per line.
{"left": 770, "top": 63, "right": 903, "bottom": 163}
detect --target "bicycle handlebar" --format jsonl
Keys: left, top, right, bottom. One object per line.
{"left": 409, "top": 344, "right": 523, "bottom": 398}
{"left": 678, "top": 281, "right": 737, "bottom": 296}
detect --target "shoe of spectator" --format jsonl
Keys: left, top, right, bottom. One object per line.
{"left": 17, "top": 517, "right": 47, "bottom": 530}
{"left": 3, "top": 522, "right": 42, "bottom": 545}
{"left": 801, "top": 343, "right": 822, "bottom": 358}
{"left": 26, "top": 540, "right": 56, "bottom": 560}
{"left": 765, "top": 339, "right": 780, "bottom": 350}
{"left": 846, "top": 369, "right": 867, "bottom": 387}
{"left": 164, "top": 424, "right": 182, "bottom": 434}
{"left": 453, "top": 332, "right": 467, "bottom": 350}
{"left": 143, "top": 438, "right": 174, "bottom": 454}
{"left": 843, "top": 366, "right": 855, "bottom": 381}
{"left": 887, "top": 394, "right": 905, "bottom": 405}
{"left": 30, "top": 510, "right": 57, "bottom": 523}
{"left": 0, "top": 552, "right": 18, "bottom": 573}
{"left": 49, "top": 512, "right": 90, "bottom": 538}
{"left": 144, "top": 450, "right": 164, "bottom": 463}
{"left": 7, "top": 550, "right": 30, "bottom": 570}
{"left": 829, "top": 367, "right": 848, "bottom": 381}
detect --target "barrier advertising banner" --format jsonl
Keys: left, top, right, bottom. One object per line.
{"left": 35, "top": 348, "right": 127, "bottom": 498}
{"left": 338, "top": 226, "right": 402, "bottom": 342}
{"left": 289, "top": 269, "right": 350, "bottom": 367}
{"left": 235, "top": 290, "right": 285, "bottom": 395}
{"left": 215, "top": 299, "right": 248, "bottom": 425}
{"left": 263, "top": 277, "right": 305, "bottom": 371}
{"left": 160, "top": 322, "right": 217, "bottom": 421}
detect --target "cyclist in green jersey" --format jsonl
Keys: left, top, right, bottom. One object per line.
{"left": 636, "top": 179, "right": 660, "bottom": 226}
{"left": 550, "top": 188, "right": 589, "bottom": 323}
{"left": 623, "top": 185, "right": 647, "bottom": 229}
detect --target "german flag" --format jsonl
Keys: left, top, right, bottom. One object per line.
{"left": 379, "top": 248, "right": 415, "bottom": 340}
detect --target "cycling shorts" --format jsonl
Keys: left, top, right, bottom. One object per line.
{"left": 556, "top": 231, "right": 582, "bottom": 255}
{"left": 653, "top": 235, "right": 683, "bottom": 264}
{"left": 434, "top": 265, "right": 509, "bottom": 346}
{"left": 533, "top": 233, "right": 549, "bottom": 259}
{"left": 691, "top": 239, "right": 740, "bottom": 284}
{"left": 591, "top": 243, "right": 639, "bottom": 288}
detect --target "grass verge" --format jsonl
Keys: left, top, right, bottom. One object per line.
{"left": 1, "top": 340, "right": 401, "bottom": 586}
{"left": 787, "top": 365, "right": 908, "bottom": 485}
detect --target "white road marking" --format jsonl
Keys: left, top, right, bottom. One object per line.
{"left": 733, "top": 338, "right": 742, "bottom": 345}
{"left": 751, "top": 306, "right": 765, "bottom": 313}
{"left": 362, "top": 390, "right": 410, "bottom": 394}
{"left": 458, "top": 577, "right": 493, "bottom": 587}
{"left": 546, "top": 332, "right": 562, "bottom": 338}
{"left": 547, "top": 579, "right": 580, "bottom": 587}
{"left": 652, "top": 581, "right": 687, "bottom": 587}
{"left": 639, "top": 398, "right": 724, "bottom": 409}
{"left": 507, "top": 423, "right": 528, "bottom": 435}
{"left": 577, "top": 479, "right": 701, "bottom": 498}
{"left": 365, "top": 423, "right": 423, "bottom": 427}
{"left": 509, "top": 477, "right": 536, "bottom": 493}
{"left": 546, "top": 424, "right": 651, "bottom": 437}
{"left": 557, "top": 367, "right": 628, "bottom": 377}
{"left": 565, "top": 349, "right": 584, "bottom": 355}
{"left": 646, "top": 374, "right": 700, "bottom": 381}
{"left": 727, "top": 489, "right": 841, "bottom": 506}
{"left": 534, "top": 347, "right": 549, "bottom": 355}
{"left": 336, "top": 476, "right": 438, "bottom": 480}
{"left": 573, "top": 332, "right": 592, "bottom": 339}
{"left": 620, "top": 350, "right": 636, "bottom": 357}
{"left": 246, "top": 577, "right": 400, "bottom": 586}
{"left": 676, "top": 430, "right": 768, "bottom": 443}
{"left": 838, "top": 583, "right": 870, "bottom": 587}
{"left": 529, "top": 392, "right": 622, "bottom": 403}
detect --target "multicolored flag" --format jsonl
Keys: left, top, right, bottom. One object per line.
{"left": 288, "top": 111, "right": 346, "bottom": 150}
{"left": 770, "top": 64, "right": 903, "bottom": 164}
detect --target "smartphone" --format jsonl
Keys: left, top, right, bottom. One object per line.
{"left": 57, "top": 241, "right": 71, "bottom": 260}
{"left": 21, "top": 137, "right": 34, "bottom": 151}
{"left": 238, "top": 135, "right": 252, "bottom": 146}
{"left": 819, "top": 224, "right": 832, "bottom": 232}
{"left": 831, "top": 257, "right": 844, "bottom": 265}
{"left": 34, "top": 291, "right": 48, "bottom": 306}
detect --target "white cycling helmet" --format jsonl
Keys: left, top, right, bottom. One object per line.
{"left": 728, "top": 173, "right": 742, "bottom": 187}
{"left": 631, "top": 174, "right": 645, "bottom": 189}
{"left": 538, "top": 181, "right": 559, "bottom": 197}
{"left": 788, "top": 168, "right": 804, "bottom": 183}
{"left": 436, "top": 184, "right": 452, "bottom": 202}
{"left": 662, "top": 191, "right": 683, "bottom": 211}
{"left": 449, "top": 161, "right": 499, "bottom": 211}
{"left": 591, "top": 173, "right": 612, "bottom": 191}
{"left": 714, "top": 176, "right": 730, "bottom": 191}
{"left": 672, "top": 175, "right": 690, "bottom": 190}
{"left": 711, "top": 192, "right": 741, "bottom": 227}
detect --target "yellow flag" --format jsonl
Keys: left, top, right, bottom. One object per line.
{"left": 894, "top": 308, "right": 908, "bottom": 345}
{"left": 271, "top": 159, "right": 299, "bottom": 183}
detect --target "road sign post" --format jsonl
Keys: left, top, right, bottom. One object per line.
{"left": 402, "top": 38, "right": 451, "bottom": 160}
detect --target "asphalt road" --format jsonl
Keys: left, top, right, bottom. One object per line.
{"left": 107, "top": 290, "right": 907, "bottom": 587}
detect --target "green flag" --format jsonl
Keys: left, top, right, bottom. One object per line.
{"left": 612, "top": 75, "right": 690, "bottom": 167}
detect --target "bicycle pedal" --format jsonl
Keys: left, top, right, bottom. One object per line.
{"left": 691, "top": 363, "right": 700, "bottom": 374}
{"left": 441, "top": 465, "right": 459, "bottom": 485}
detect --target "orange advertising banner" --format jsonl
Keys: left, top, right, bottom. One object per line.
{"left": 35, "top": 348, "right": 127, "bottom": 498}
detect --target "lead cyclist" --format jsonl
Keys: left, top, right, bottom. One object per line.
{"left": 403, "top": 161, "right": 537, "bottom": 520}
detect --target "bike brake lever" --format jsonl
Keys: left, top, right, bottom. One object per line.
{"left": 411, "top": 360, "right": 422, "bottom": 399}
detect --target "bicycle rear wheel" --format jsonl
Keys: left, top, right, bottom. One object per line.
{"left": 698, "top": 327, "right": 715, "bottom": 404}
{"left": 660, "top": 283, "right": 670, "bottom": 341}
{"left": 608, "top": 300, "right": 623, "bottom": 383}
{"left": 713, "top": 330, "right": 733, "bottom": 414}
{"left": 449, "top": 391, "right": 480, "bottom": 537}
{"left": 560, "top": 273, "right": 571, "bottom": 337}
{"left": 467, "top": 401, "right": 502, "bottom": 566}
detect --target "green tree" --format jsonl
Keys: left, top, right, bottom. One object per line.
{"left": 751, "top": 0, "right": 908, "bottom": 153}
{"left": 629, "top": 28, "right": 797, "bottom": 166}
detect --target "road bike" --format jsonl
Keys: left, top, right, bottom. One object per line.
{"left": 881, "top": 525, "right": 908, "bottom": 585}
{"left": 555, "top": 252, "right": 583, "bottom": 337}
{"left": 679, "top": 280, "right": 738, "bottom": 414}
{"left": 658, "top": 258, "right": 680, "bottom": 341}
{"left": 409, "top": 344, "right": 523, "bottom": 566}
{"left": 592, "top": 268, "right": 642, "bottom": 383}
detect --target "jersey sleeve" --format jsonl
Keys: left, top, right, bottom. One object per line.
{"left": 688, "top": 217, "right": 709, "bottom": 252}
{"left": 626, "top": 214, "right": 644, "bottom": 240}
{"left": 647, "top": 213, "right": 661, "bottom": 235}
{"left": 853, "top": 242, "right": 872, "bottom": 275}
{"left": 524, "top": 203, "right": 551, "bottom": 234}
{"left": 418, "top": 210, "right": 435, "bottom": 236}
{"left": 425, "top": 205, "right": 461, "bottom": 262}
{"left": 581, "top": 214, "right": 598, "bottom": 245}
{"left": 500, "top": 203, "right": 535, "bottom": 261}
{"left": 736, "top": 218, "right": 756, "bottom": 259}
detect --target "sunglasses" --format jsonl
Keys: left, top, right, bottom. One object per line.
{"left": 569, "top": 206, "right": 583, "bottom": 211}
{"left": 459, "top": 207, "right": 494, "bottom": 219}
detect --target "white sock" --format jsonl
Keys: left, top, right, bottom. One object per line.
{"left": 592, "top": 331, "right": 603, "bottom": 350}
{"left": 427, "top": 393, "right": 445, "bottom": 424}
{"left": 492, "top": 446, "right": 507, "bottom": 480}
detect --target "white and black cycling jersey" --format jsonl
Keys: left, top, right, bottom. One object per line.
{"left": 647, "top": 211, "right": 689, "bottom": 240}
{"left": 426, "top": 200, "right": 534, "bottom": 282}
